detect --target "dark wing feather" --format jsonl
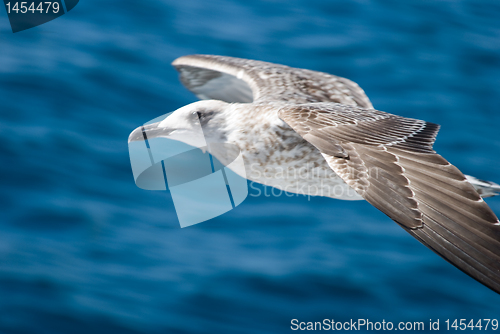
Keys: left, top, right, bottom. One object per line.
{"left": 279, "top": 103, "right": 500, "bottom": 294}
{"left": 172, "top": 55, "right": 373, "bottom": 107}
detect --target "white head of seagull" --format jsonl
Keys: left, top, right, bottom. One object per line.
{"left": 158, "top": 100, "right": 229, "bottom": 137}
{"left": 129, "top": 100, "right": 231, "bottom": 148}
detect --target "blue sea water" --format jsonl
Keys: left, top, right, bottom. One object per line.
{"left": 1, "top": 0, "right": 500, "bottom": 333}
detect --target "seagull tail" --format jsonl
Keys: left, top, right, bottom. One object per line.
{"left": 465, "top": 175, "right": 500, "bottom": 198}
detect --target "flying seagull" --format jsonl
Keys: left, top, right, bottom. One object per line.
{"left": 129, "top": 55, "right": 500, "bottom": 294}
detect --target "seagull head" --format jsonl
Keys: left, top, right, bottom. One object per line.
{"left": 128, "top": 100, "right": 229, "bottom": 146}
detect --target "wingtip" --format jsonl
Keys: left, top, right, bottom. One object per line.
{"left": 171, "top": 54, "right": 221, "bottom": 67}
{"left": 172, "top": 54, "right": 200, "bottom": 67}
{"left": 171, "top": 55, "right": 193, "bottom": 67}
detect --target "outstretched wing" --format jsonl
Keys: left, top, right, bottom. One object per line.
{"left": 172, "top": 54, "right": 373, "bottom": 108}
{"left": 279, "top": 103, "right": 500, "bottom": 294}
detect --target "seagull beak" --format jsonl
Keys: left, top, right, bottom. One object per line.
{"left": 128, "top": 122, "right": 174, "bottom": 143}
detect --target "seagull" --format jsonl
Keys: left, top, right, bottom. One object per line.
{"left": 129, "top": 55, "right": 500, "bottom": 294}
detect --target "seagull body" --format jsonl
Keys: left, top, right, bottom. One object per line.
{"left": 130, "top": 55, "right": 500, "bottom": 294}
{"left": 199, "top": 101, "right": 362, "bottom": 200}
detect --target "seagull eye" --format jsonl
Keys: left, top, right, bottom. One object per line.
{"left": 196, "top": 111, "right": 215, "bottom": 123}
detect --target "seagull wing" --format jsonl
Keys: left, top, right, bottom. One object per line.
{"left": 279, "top": 102, "right": 500, "bottom": 294}
{"left": 172, "top": 55, "right": 373, "bottom": 108}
